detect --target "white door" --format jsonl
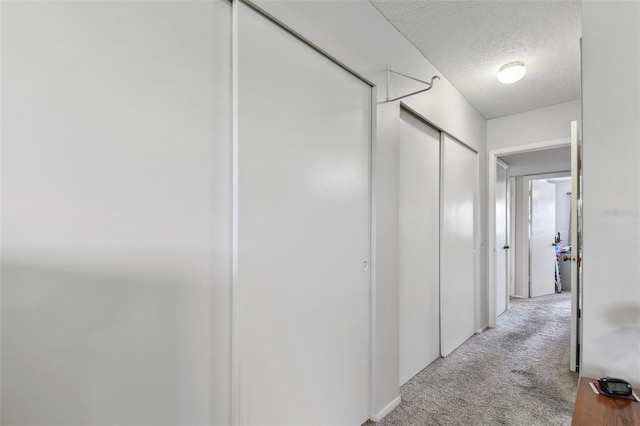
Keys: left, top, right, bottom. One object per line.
{"left": 399, "top": 110, "right": 440, "bottom": 385}
{"left": 509, "top": 176, "right": 517, "bottom": 297}
{"left": 529, "top": 180, "right": 556, "bottom": 297}
{"left": 570, "top": 120, "right": 581, "bottom": 372}
{"left": 236, "top": 3, "right": 370, "bottom": 425}
{"left": 495, "top": 161, "right": 509, "bottom": 316}
{"left": 440, "top": 135, "right": 477, "bottom": 357}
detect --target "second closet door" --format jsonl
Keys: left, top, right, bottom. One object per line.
{"left": 399, "top": 110, "right": 440, "bottom": 385}
{"left": 440, "top": 135, "right": 478, "bottom": 357}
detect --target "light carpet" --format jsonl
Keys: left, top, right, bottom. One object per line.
{"left": 369, "top": 292, "right": 578, "bottom": 425}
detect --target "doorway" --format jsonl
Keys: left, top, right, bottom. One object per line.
{"left": 488, "top": 126, "right": 581, "bottom": 372}
{"left": 488, "top": 139, "right": 571, "bottom": 322}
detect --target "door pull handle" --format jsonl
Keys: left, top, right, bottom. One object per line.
{"left": 503, "top": 245, "right": 510, "bottom": 249}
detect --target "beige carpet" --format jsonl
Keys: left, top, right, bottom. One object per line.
{"left": 369, "top": 292, "right": 578, "bottom": 425}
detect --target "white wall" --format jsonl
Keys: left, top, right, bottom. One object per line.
{"left": 1, "top": 2, "right": 232, "bottom": 424}
{"left": 0, "top": 0, "right": 489, "bottom": 422}
{"left": 488, "top": 100, "right": 580, "bottom": 150}
{"left": 581, "top": 1, "right": 640, "bottom": 385}
{"left": 252, "top": 0, "right": 488, "bottom": 417}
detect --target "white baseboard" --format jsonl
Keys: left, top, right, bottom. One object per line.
{"left": 475, "top": 325, "right": 489, "bottom": 334}
{"left": 370, "top": 396, "right": 401, "bottom": 422}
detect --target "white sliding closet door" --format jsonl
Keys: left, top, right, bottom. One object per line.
{"left": 236, "top": 3, "right": 371, "bottom": 425}
{"left": 399, "top": 110, "right": 440, "bottom": 385}
{"left": 440, "top": 135, "right": 478, "bottom": 357}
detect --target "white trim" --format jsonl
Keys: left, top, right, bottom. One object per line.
{"left": 487, "top": 138, "right": 571, "bottom": 328}
{"left": 438, "top": 132, "right": 445, "bottom": 354}
{"left": 476, "top": 325, "right": 489, "bottom": 334}
{"left": 368, "top": 86, "right": 377, "bottom": 421}
{"left": 370, "top": 396, "right": 401, "bottom": 422}
{"left": 490, "top": 137, "right": 571, "bottom": 157}
{"left": 230, "top": 1, "right": 240, "bottom": 424}
{"left": 523, "top": 171, "right": 571, "bottom": 180}
{"left": 569, "top": 120, "right": 579, "bottom": 372}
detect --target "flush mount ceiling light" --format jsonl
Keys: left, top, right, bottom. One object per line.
{"left": 498, "top": 61, "right": 526, "bottom": 84}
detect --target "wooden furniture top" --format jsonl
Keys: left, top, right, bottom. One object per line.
{"left": 572, "top": 376, "right": 640, "bottom": 425}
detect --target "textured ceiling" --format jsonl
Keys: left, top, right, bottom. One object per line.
{"left": 370, "top": 0, "right": 582, "bottom": 119}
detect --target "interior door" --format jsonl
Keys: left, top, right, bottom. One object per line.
{"left": 440, "top": 135, "right": 477, "bottom": 357}
{"left": 529, "top": 179, "right": 556, "bottom": 297}
{"left": 496, "top": 161, "right": 509, "bottom": 316}
{"left": 570, "top": 120, "right": 581, "bottom": 372}
{"left": 509, "top": 176, "right": 517, "bottom": 297}
{"left": 399, "top": 110, "right": 440, "bottom": 385}
{"left": 236, "top": 3, "right": 371, "bottom": 425}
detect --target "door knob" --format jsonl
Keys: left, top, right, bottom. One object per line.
{"left": 503, "top": 245, "right": 510, "bottom": 249}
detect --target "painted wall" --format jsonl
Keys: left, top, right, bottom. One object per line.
{"left": 253, "top": 0, "right": 488, "bottom": 417}
{"left": 1, "top": 2, "right": 232, "bottom": 424}
{"left": 0, "top": 0, "right": 489, "bottom": 423}
{"left": 581, "top": 1, "right": 640, "bottom": 385}
{"left": 487, "top": 100, "right": 580, "bottom": 151}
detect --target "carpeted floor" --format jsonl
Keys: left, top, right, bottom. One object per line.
{"left": 369, "top": 292, "right": 578, "bottom": 425}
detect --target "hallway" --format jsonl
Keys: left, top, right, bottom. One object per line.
{"left": 372, "top": 293, "right": 578, "bottom": 425}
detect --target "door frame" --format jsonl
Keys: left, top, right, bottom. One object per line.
{"left": 487, "top": 138, "right": 570, "bottom": 327}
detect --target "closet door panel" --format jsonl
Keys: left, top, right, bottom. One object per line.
{"left": 399, "top": 110, "right": 440, "bottom": 385}
{"left": 236, "top": 3, "right": 371, "bottom": 425}
{"left": 440, "top": 135, "right": 477, "bottom": 357}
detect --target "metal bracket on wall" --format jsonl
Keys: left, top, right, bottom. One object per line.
{"left": 386, "top": 65, "right": 440, "bottom": 102}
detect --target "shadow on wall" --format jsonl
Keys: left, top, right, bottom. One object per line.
{"left": 1, "top": 261, "right": 194, "bottom": 425}
{"left": 594, "top": 303, "right": 640, "bottom": 373}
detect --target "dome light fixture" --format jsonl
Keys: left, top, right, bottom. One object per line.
{"left": 498, "top": 61, "right": 526, "bottom": 84}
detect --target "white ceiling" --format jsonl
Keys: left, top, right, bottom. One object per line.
{"left": 370, "top": 0, "right": 582, "bottom": 119}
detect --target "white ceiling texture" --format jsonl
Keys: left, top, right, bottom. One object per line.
{"left": 370, "top": 0, "right": 582, "bottom": 120}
